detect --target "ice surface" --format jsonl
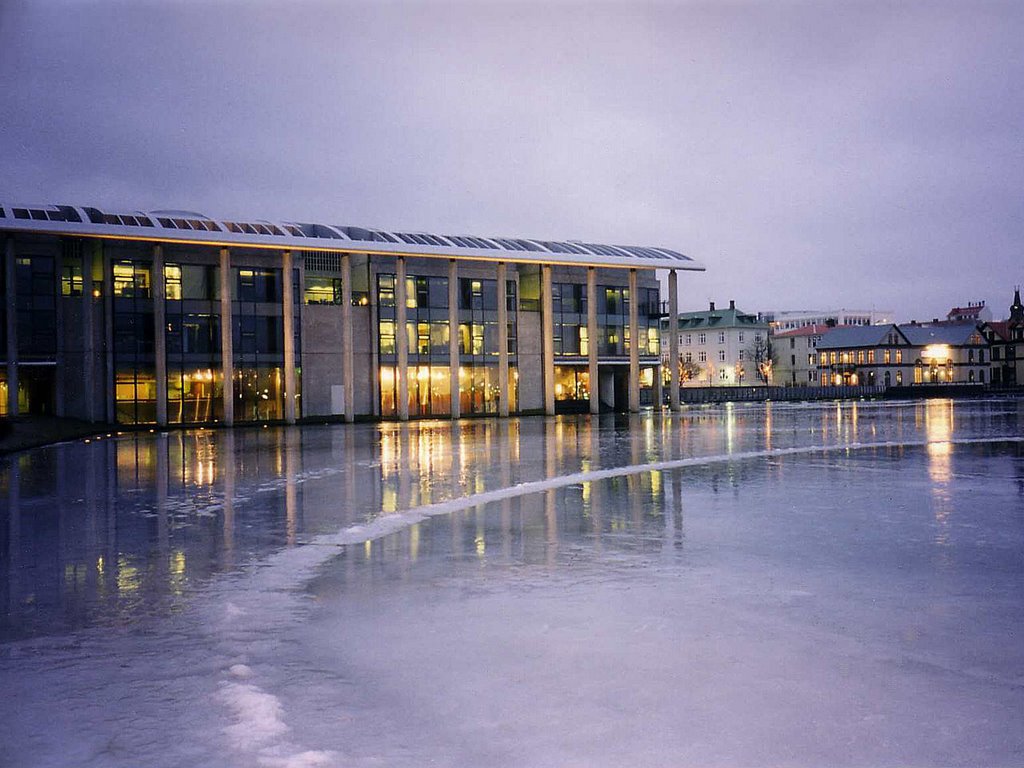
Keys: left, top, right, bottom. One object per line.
{"left": 1, "top": 399, "right": 1023, "bottom": 766}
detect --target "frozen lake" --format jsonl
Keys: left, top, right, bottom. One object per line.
{"left": 2, "top": 399, "right": 1023, "bottom": 767}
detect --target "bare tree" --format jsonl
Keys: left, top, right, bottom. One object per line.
{"left": 750, "top": 336, "right": 776, "bottom": 384}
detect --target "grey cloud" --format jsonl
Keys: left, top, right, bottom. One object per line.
{"left": 1, "top": 0, "right": 1022, "bottom": 319}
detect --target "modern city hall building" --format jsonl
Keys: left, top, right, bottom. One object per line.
{"left": 0, "top": 202, "right": 703, "bottom": 425}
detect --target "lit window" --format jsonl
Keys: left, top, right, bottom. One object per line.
{"left": 378, "top": 321, "right": 396, "bottom": 354}
{"left": 164, "top": 265, "right": 182, "bottom": 300}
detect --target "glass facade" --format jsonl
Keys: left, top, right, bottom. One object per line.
{"left": 112, "top": 259, "right": 156, "bottom": 424}
{"left": 377, "top": 272, "right": 519, "bottom": 417}
{"left": 0, "top": 231, "right": 664, "bottom": 422}
{"left": 165, "top": 261, "right": 223, "bottom": 423}
{"left": 231, "top": 266, "right": 299, "bottom": 421}
{"left": 105, "top": 257, "right": 301, "bottom": 425}
{"left": 16, "top": 254, "right": 58, "bottom": 359}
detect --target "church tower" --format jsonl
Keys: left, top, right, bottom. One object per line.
{"left": 1011, "top": 286, "right": 1024, "bottom": 323}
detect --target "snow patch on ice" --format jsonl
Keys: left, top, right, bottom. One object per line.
{"left": 218, "top": 680, "right": 289, "bottom": 748}
{"left": 218, "top": 674, "right": 340, "bottom": 766}
{"left": 257, "top": 750, "right": 338, "bottom": 767}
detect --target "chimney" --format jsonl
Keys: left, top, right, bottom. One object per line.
{"left": 729, "top": 299, "right": 735, "bottom": 310}
{"left": 709, "top": 301, "right": 716, "bottom": 312}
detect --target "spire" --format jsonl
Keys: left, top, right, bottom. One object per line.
{"left": 1011, "top": 285, "right": 1024, "bottom": 323}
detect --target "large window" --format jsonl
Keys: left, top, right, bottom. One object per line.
{"left": 376, "top": 271, "right": 518, "bottom": 416}
{"left": 231, "top": 266, "right": 293, "bottom": 421}
{"left": 165, "top": 260, "right": 224, "bottom": 424}
{"left": 113, "top": 258, "right": 156, "bottom": 424}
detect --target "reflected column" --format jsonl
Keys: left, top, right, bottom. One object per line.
{"left": 222, "top": 431, "right": 236, "bottom": 566}
{"left": 4, "top": 458, "right": 20, "bottom": 621}
{"left": 544, "top": 424, "right": 558, "bottom": 565}
{"left": 219, "top": 247, "right": 234, "bottom": 427}
{"left": 285, "top": 428, "right": 299, "bottom": 545}
{"left": 156, "top": 433, "right": 170, "bottom": 589}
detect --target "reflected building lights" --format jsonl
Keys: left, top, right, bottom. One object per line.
{"left": 924, "top": 400, "right": 954, "bottom": 551}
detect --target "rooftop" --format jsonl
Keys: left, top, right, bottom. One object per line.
{"left": 0, "top": 202, "right": 705, "bottom": 272}
{"left": 665, "top": 301, "right": 768, "bottom": 330}
{"left": 771, "top": 323, "right": 836, "bottom": 338}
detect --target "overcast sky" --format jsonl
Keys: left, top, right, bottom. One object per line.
{"left": 1, "top": 0, "right": 1022, "bottom": 320}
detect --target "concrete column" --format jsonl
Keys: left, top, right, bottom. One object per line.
{"left": 497, "top": 261, "right": 509, "bottom": 418}
{"left": 103, "top": 248, "right": 115, "bottom": 423}
{"left": 219, "top": 248, "right": 234, "bottom": 426}
{"left": 587, "top": 267, "right": 599, "bottom": 415}
{"left": 628, "top": 268, "right": 640, "bottom": 413}
{"left": 654, "top": 362, "right": 663, "bottom": 409}
{"left": 153, "top": 245, "right": 168, "bottom": 427}
{"left": 4, "top": 238, "right": 17, "bottom": 418}
{"left": 54, "top": 246, "right": 65, "bottom": 418}
{"left": 541, "top": 264, "right": 555, "bottom": 416}
{"left": 341, "top": 253, "right": 355, "bottom": 422}
{"left": 82, "top": 242, "right": 97, "bottom": 422}
{"left": 282, "top": 250, "right": 297, "bottom": 425}
{"left": 448, "top": 260, "right": 460, "bottom": 420}
{"left": 396, "top": 256, "right": 409, "bottom": 421}
{"left": 668, "top": 268, "right": 681, "bottom": 412}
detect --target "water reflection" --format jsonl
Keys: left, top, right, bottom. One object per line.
{"left": 332, "top": 467, "right": 685, "bottom": 589}
{"left": 923, "top": 400, "right": 955, "bottom": 552}
{"left": 2, "top": 398, "right": 1022, "bottom": 639}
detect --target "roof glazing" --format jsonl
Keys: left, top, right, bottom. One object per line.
{"left": 0, "top": 202, "right": 705, "bottom": 271}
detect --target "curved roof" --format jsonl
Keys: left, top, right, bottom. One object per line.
{"left": 0, "top": 202, "right": 704, "bottom": 272}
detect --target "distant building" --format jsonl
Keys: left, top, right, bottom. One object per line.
{"left": 772, "top": 324, "right": 831, "bottom": 386}
{"left": 817, "top": 323, "right": 989, "bottom": 387}
{"left": 947, "top": 300, "right": 992, "bottom": 323}
{"left": 760, "top": 308, "right": 893, "bottom": 331}
{"left": 661, "top": 301, "right": 771, "bottom": 387}
{"left": 980, "top": 288, "right": 1023, "bottom": 387}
